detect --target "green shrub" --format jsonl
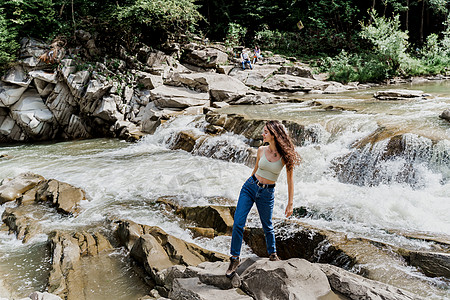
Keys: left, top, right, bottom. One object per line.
{"left": 225, "top": 23, "right": 247, "bottom": 48}
{"left": 0, "top": 8, "right": 19, "bottom": 69}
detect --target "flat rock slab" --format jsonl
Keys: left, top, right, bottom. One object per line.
{"left": 319, "top": 264, "right": 418, "bottom": 300}
{"left": 374, "top": 89, "right": 427, "bottom": 100}
{"left": 0, "top": 173, "right": 45, "bottom": 204}
{"left": 169, "top": 277, "right": 251, "bottom": 300}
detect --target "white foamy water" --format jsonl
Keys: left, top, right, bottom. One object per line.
{"left": 0, "top": 84, "right": 449, "bottom": 299}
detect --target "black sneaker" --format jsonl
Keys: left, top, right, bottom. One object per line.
{"left": 226, "top": 256, "right": 240, "bottom": 278}
{"left": 269, "top": 253, "right": 280, "bottom": 261}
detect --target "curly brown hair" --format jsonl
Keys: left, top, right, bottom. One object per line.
{"left": 266, "top": 120, "right": 301, "bottom": 171}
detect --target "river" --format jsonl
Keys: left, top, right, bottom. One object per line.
{"left": 0, "top": 81, "right": 449, "bottom": 299}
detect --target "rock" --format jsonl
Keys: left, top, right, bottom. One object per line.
{"left": 2, "top": 206, "right": 42, "bottom": 242}
{"left": 241, "top": 258, "right": 335, "bottom": 300}
{"left": 65, "top": 115, "right": 91, "bottom": 139}
{"left": 115, "top": 220, "right": 228, "bottom": 280}
{"left": 137, "top": 71, "right": 163, "bottom": 90}
{"left": 0, "top": 173, "right": 45, "bottom": 204}
{"left": 2, "top": 65, "right": 32, "bottom": 87}
{"left": 48, "top": 230, "right": 113, "bottom": 299}
{"left": 276, "top": 65, "right": 314, "bottom": 79}
{"left": 169, "top": 277, "right": 251, "bottom": 300}
{"left": 93, "top": 96, "right": 123, "bottom": 122}
{"left": 177, "top": 205, "right": 236, "bottom": 235}
{"left": 185, "top": 261, "right": 242, "bottom": 290}
{"left": 230, "top": 91, "right": 273, "bottom": 105}
{"left": 28, "top": 70, "right": 57, "bottom": 84}
{"left": 19, "top": 37, "right": 48, "bottom": 59}
{"left": 83, "top": 79, "right": 112, "bottom": 103}
{"left": 10, "top": 89, "right": 55, "bottom": 139}
{"left": 46, "top": 82, "right": 77, "bottom": 127}
{"left": 0, "top": 112, "right": 25, "bottom": 141}
{"left": 141, "top": 103, "right": 164, "bottom": 134}
{"left": 0, "top": 81, "right": 28, "bottom": 107}
{"left": 216, "top": 65, "right": 234, "bottom": 75}
{"left": 35, "top": 179, "right": 86, "bottom": 215}
{"left": 212, "top": 101, "right": 229, "bottom": 108}
{"left": 182, "top": 43, "right": 228, "bottom": 68}
{"left": 261, "top": 74, "right": 329, "bottom": 92}
{"left": 319, "top": 264, "right": 417, "bottom": 300}
{"left": 66, "top": 70, "right": 91, "bottom": 98}
{"left": 170, "top": 130, "right": 200, "bottom": 152}
{"left": 230, "top": 65, "right": 280, "bottom": 90}
{"left": 439, "top": 109, "right": 450, "bottom": 122}
{"left": 166, "top": 73, "right": 248, "bottom": 103}
{"left": 373, "top": 90, "right": 427, "bottom": 100}
{"left": 151, "top": 86, "right": 209, "bottom": 108}
{"left": 34, "top": 79, "right": 55, "bottom": 98}
{"left": 113, "top": 120, "right": 145, "bottom": 141}
{"left": 402, "top": 250, "right": 450, "bottom": 278}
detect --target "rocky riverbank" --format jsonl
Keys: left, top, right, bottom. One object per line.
{"left": 1, "top": 34, "right": 449, "bottom": 144}
{"left": 0, "top": 172, "right": 449, "bottom": 299}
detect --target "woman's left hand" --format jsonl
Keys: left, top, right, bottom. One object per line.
{"left": 285, "top": 202, "right": 293, "bottom": 218}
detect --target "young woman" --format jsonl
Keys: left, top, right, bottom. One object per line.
{"left": 226, "top": 120, "right": 301, "bottom": 277}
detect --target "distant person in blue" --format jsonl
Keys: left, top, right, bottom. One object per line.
{"left": 241, "top": 49, "right": 252, "bottom": 70}
{"left": 253, "top": 45, "right": 262, "bottom": 64}
{"left": 226, "top": 120, "right": 301, "bottom": 278}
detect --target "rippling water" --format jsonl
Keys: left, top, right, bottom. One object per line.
{"left": 0, "top": 82, "right": 449, "bottom": 299}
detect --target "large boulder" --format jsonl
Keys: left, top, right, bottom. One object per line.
{"left": 166, "top": 73, "right": 248, "bottom": 103}
{"left": 92, "top": 96, "right": 123, "bottom": 122}
{"left": 182, "top": 43, "right": 228, "bottom": 69}
{"left": 116, "top": 220, "right": 228, "bottom": 281}
{"left": 439, "top": 109, "right": 450, "bottom": 122}
{"left": 276, "top": 65, "right": 314, "bottom": 79}
{"left": 35, "top": 179, "right": 85, "bottom": 215}
{"left": 1, "top": 65, "right": 32, "bottom": 87}
{"left": 48, "top": 230, "right": 113, "bottom": 299}
{"left": 150, "top": 85, "right": 209, "bottom": 108}
{"left": 46, "top": 82, "right": 77, "bottom": 127}
{"left": 0, "top": 82, "right": 28, "bottom": 107}
{"left": 230, "top": 65, "right": 280, "bottom": 90}
{"left": 261, "top": 74, "right": 329, "bottom": 92}
{"left": 0, "top": 173, "right": 45, "bottom": 204}
{"left": 241, "top": 258, "right": 334, "bottom": 300}
{"left": 10, "top": 89, "right": 55, "bottom": 139}
{"left": 319, "top": 264, "right": 417, "bottom": 300}
{"left": 66, "top": 70, "right": 91, "bottom": 99}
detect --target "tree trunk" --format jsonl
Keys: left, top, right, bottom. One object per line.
{"left": 406, "top": 0, "right": 409, "bottom": 31}
{"left": 420, "top": 0, "right": 425, "bottom": 43}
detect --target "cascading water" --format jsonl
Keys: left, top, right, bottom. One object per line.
{"left": 0, "top": 82, "right": 449, "bottom": 299}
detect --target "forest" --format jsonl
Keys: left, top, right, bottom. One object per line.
{"left": 1, "top": 0, "right": 450, "bottom": 83}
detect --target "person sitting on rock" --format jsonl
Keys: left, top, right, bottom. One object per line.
{"left": 253, "top": 46, "right": 262, "bottom": 64}
{"left": 241, "top": 50, "right": 253, "bottom": 70}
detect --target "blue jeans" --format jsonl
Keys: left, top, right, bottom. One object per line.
{"left": 242, "top": 60, "right": 252, "bottom": 69}
{"left": 230, "top": 176, "right": 276, "bottom": 257}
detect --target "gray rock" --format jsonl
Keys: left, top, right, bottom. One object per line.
{"left": 374, "top": 90, "right": 427, "bottom": 100}
{"left": 261, "top": 74, "right": 329, "bottom": 92}
{"left": 319, "top": 264, "right": 418, "bottom": 300}
{"left": 65, "top": 115, "right": 91, "bottom": 139}
{"left": 169, "top": 277, "right": 251, "bottom": 300}
{"left": 26, "top": 291, "right": 63, "bottom": 300}
{"left": 241, "top": 258, "right": 334, "bottom": 300}
{"left": 439, "top": 109, "right": 450, "bottom": 122}
{"left": 34, "top": 79, "right": 55, "bottom": 98}
{"left": 0, "top": 81, "right": 27, "bottom": 107}
{"left": 93, "top": 96, "right": 123, "bottom": 122}
{"left": 408, "top": 251, "right": 450, "bottom": 278}
{"left": 66, "top": 70, "right": 91, "bottom": 98}
{"left": 151, "top": 85, "right": 209, "bottom": 108}
{"left": 182, "top": 43, "right": 228, "bottom": 68}
{"left": 28, "top": 70, "right": 57, "bottom": 84}
{"left": 2, "top": 65, "right": 32, "bottom": 87}
{"left": 10, "top": 89, "right": 55, "bottom": 139}
{"left": 137, "top": 71, "right": 163, "bottom": 90}
{"left": 46, "top": 83, "right": 77, "bottom": 127}
{"left": 276, "top": 65, "right": 313, "bottom": 79}
{"left": 19, "top": 37, "right": 48, "bottom": 59}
